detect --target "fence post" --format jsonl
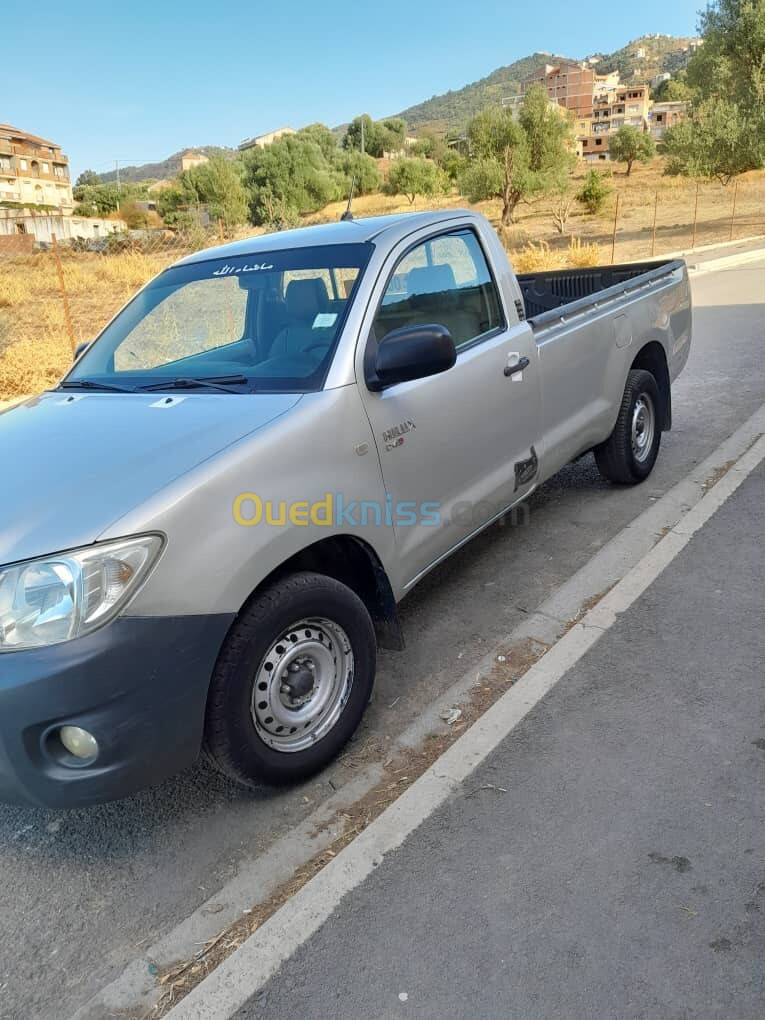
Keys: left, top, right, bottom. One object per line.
{"left": 51, "top": 234, "right": 76, "bottom": 354}
{"left": 728, "top": 179, "right": 739, "bottom": 242}
{"left": 691, "top": 181, "right": 700, "bottom": 249}
{"left": 651, "top": 191, "right": 658, "bottom": 258}
{"left": 610, "top": 192, "right": 620, "bottom": 265}
{"left": 218, "top": 217, "right": 224, "bottom": 243}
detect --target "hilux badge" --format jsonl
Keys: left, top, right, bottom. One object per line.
{"left": 382, "top": 419, "right": 416, "bottom": 450}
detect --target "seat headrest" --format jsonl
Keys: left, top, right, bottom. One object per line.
{"left": 285, "top": 278, "right": 329, "bottom": 321}
{"left": 406, "top": 264, "right": 457, "bottom": 299}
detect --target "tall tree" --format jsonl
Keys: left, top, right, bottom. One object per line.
{"left": 662, "top": 97, "right": 757, "bottom": 184}
{"left": 667, "top": 0, "right": 765, "bottom": 181}
{"left": 180, "top": 154, "right": 249, "bottom": 227}
{"left": 518, "top": 84, "right": 576, "bottom": 175}
{"left": 243, "top": 134, "right": 339, "bottom": 224}
{"left": 459, "top": 87, "right": 574, "bottom": 225}
{"left": 343, "top": 115, "right": 377, "bottom": 155}
{"left": 692, "top": 0, "right": 765, "bottom": 108}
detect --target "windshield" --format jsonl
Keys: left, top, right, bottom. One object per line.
{"left": 67, "top": 243, "right": 372, "bottom": 393}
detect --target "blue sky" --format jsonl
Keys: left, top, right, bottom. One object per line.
{"left": 6, "top": 0, "right": 701, "bottom": 178}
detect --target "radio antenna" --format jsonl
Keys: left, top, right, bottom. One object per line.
{"left": 340, "top": 176, "right": 356, "bottom": 221}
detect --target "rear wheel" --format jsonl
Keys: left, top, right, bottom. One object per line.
{"left": 203, "top": 572, "right": 376, "bottom": 788}
{"left": 594, "top": 369, "right": 661, "bottom": 484}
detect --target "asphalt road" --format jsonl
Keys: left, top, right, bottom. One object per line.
{"left": 237, "top": 446, "right": 765, "bottom": 1020}
{"left": 1, "top": 257, "right": 764, "bottom": 1019}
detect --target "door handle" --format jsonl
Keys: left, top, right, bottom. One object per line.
{"left": 504, "top": 356, "right": 530, "bottom": 377}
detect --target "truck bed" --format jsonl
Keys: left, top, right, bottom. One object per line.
{"left": 517, "top": 259, "right": 682, "bottom": 321}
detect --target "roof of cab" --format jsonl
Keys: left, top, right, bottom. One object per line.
{"left": 175, "top": 210, "right": 476, "bottom": 267}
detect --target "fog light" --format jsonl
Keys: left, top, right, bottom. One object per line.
{"left": 60, "top": 725, "right": 99, "bottom": 760}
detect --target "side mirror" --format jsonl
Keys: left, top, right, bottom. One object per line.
{"left": 74, "top": 341, "right": 91, "bottom": 361}
{"left": 368, "top": 324, "right": 456, "bottom": 392}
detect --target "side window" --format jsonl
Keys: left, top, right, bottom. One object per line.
{"left": 374, "top": 229, "right": 504, "bottom": 349}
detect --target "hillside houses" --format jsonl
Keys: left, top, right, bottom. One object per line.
{"left": 521, "top": 62, "right": 689, "bottom": 163}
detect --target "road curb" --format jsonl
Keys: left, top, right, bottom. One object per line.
{"left": 687, "top": 248, "right": 765, "bottom": 275}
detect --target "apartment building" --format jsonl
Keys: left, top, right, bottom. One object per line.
{"left": 592, "top": 84, "right": 651, "bottom": 135}
{"left": 649, "top": 101, "right": 690, "bottom": 139}
{"left": 593, "top": 71, "right": 620, "bottom": 95}
{"left": 522, "top": 64, "right": 683, "bottom": 164}
{"left": 0, "top": 124, "right": 73, "bottom": 212}
{"left": 579, "top": 133, "right": 611, "bottom": 161}
{"left": 522, "top": 62, "right": 597, "bottom": 117}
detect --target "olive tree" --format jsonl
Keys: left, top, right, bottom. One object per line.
{"left": 385, "top": 157, "right": 445, "bottom": 204}
{"left": 243, "top": 134, "right": 340, "bottom": 224}
{"left": 662, "top": 97, "right": 758, "bottom": 185}
{"left": 459, "top": 86, "right": 575, "bottom": 225}
{"left": 664, "top": 0, "right": 765, "bottom": 182}
{"left": 608, "top": 126, "right": 656, "bottom": 176}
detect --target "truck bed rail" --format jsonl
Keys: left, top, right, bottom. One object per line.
{"left": 518, "top": 260, "right": 684, "bottom": 326}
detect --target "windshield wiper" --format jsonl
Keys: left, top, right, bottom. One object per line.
{"left": 59, "top": 379, "right": 136, "bottom": 393}
{"left": 138, "top": 375, "right": 251, "bottom": 394}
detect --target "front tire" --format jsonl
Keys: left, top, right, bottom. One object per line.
{"left": 203, "top": 572, "right": 376, "bottom": 788}
{"left": 594, "top": 369, "right": 661, "bottom": 484}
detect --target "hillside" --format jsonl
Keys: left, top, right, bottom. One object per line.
{"left": 585, "top": 33, "right": 696, "bottom": 82}
{"left": 392, "top": 52, "right": 571, "bottom": 135}
{"left": 394, "top": 34, "right": 697, "bottom": 133}
{"left": 96, "top": 32, "right": 699, "bottom": 183}
{"left": 98, "top": 146, "right": 236, "bottom": 184}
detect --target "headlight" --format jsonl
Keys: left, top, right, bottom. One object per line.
{"left": 0, "top": 535, "right": 163, "bottom": 652}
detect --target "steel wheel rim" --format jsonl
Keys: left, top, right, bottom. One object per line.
{"left": 631, "top": 392, "right": 655, "bottom": 464}
{"left": 250, "top": 618, "right": 354, "bottom": 753}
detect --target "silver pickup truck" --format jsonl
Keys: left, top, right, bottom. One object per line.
{"left": 0, "top": 210, "right": 691, "bottom": 806}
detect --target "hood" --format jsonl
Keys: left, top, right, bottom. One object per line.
{"left": 0, "top": 390, "right": 301, "bottom": 565}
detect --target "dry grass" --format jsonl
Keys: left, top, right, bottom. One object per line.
{"left": 0, "top": 247, "right": 206, "bottom": 399}
{"left": 1, "top": 158, "right": 764, "bottom": 401}
{"left": 509, "top": 237, "right": 602, "bottom": 273}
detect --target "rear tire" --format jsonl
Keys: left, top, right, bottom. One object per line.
{"left": 594, "top": 369, "right": 661, "bottom": 484}
{"left": 203, "top": 572, "right": 376, "bottom": 788}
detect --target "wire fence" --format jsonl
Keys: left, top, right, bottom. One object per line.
{"left": 1, "top": 179, "right": 764, "bottom": 403}
{"left": 557, "top": 176, "right": 765, "bottom": 264}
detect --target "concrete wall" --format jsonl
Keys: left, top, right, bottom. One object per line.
{"left": 0, "top": 211, "right": 125, "bottom": 245}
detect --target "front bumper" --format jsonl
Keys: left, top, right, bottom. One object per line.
{"left": 0, "top": 614, "right": 234, "bottom": 808}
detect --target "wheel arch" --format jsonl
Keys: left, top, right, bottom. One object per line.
{"left": 237, "top": 535, "right": 404, "bottom": 651}
{"left": 631, "top": 339, "right": 671, "bottom": 430}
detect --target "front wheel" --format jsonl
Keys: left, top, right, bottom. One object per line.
{"left": 203, "top": 572, "right": 376, "bottom": 788}
{"left": 594, "top": 369, "right": 661, "bottom": 484}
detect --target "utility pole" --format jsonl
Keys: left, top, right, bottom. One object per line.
{"left": 361, "top": 118, "right": 365, "bottom": 156}
{"left": 115, "top": 160, "right": 121, "bottom": 211}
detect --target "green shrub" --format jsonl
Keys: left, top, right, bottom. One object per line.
{"left": 576, "top": 170, "right": 611, "bottom": 214}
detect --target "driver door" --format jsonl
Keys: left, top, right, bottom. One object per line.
{"left": 357, "top": 226, "right": 541, "bottom": 590}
